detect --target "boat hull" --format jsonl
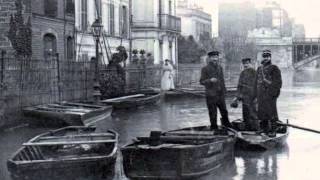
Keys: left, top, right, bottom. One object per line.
{"left": 7, "top": 127, "right": 118, "bottom": 180}
{"left": 121, "top": 127, "right": 236, "bottom": 179}
{"left": 7, "top": 155, "right": 116, "bottom": 180}
{"left": 24, "top": 102, "right": 113, "bottom": 127}
{"left": 232, "top": 120, "right": 289, "bottom": 150}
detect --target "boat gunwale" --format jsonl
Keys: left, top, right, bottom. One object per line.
{"left": 7, "top": 127, "right": 119, "bottom": 166}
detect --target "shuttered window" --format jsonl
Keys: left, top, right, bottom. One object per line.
{"left": 66, "top": 0, "right": 74, "bottom": 14}
{"left": 119, "top": 5, "right": 128, "bottom": 37}
{"left": 109, "top": 3, "right": 115, "bottom": 36}
{"left": 81, "top": 0, "right": 87, "bottom": 31}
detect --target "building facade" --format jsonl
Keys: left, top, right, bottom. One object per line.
{"left": 74, "top": 0, "right": 130, "bottom": 63}
{"left": 0, "top": 0, "right": 75, "bottom": 60}
{"left": 131, "top": 0, "right": 181, "bottom": 64}
{"left": 176, "top": 0, "right": 212, "bottom": 41}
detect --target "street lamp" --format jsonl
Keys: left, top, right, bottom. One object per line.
{"left": 91, "top": 19, "right": 103, "bottom": 102}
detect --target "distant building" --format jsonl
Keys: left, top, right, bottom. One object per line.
{"left": 131, "top": 0, "right": 181, "bottom": 64}
{"left": 292, "top": 24, "right": 306, "bottom": 39}
{"left": 219, "top": 1, "right": 293, "bottom": 39}
{"left": 75, "top": 0, "right": 130, "bottom": 62}
{"left": 218, "top": 1, "right": 257, "bottom": 38}
{"left": 260, "top": 1, "right": 293, "bottom": 37}
{"left": 0, "top": 0, "right": 75, "bottom": 60}
{"left": 177, "top": 0, "right": 212, "bottom": 41}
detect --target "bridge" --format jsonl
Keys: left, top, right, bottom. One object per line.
{"left": 293, "top": 38, "right": 320, "bottom": 69}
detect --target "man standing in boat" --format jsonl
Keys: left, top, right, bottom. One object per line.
{"left": 255, "top": 50, "right": 282, "bottom": 137}
{"left": 200, "top": 51, "right": 232, "bottom": 130}
{"left": 231, "top": 58, "right": 258, "bottom": 130}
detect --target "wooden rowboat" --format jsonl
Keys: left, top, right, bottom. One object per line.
{"left": 232, "top": 119, "right": 289, "bottom": 150}
{"left": 23, "top": 102, "right": 113, "bottom": 127}
{"left": 7, "top": 126, "right": 118, "bottom": 180}
{"left": 101, "top": 90, "right": 161, "bottom": 109}
{"left": 121, "top": 126, "right": 236, "bottom": 179}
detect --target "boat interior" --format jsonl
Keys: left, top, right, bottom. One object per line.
{"left": 12, "top": 128, "right": 117, "bottom": 162}
{"left": 131, "top": 126, "right": 234, "bottom": 147}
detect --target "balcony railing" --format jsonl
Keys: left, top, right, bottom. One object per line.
{"left": 131, "top": 14, "right": 181, "bottom": 33}
{"left": 159, "top": 14, "right": 181, "bottom": 32}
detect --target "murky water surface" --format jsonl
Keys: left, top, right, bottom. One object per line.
{"left": 1, "top": 69, "right": 320, "bottom": 180}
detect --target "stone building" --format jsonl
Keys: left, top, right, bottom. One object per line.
{"left": 0, "top": 0, "right": 75, "bottom": 60}
{"left": 131, "top": 0, "right": 181, "bottom": 64}
{"left": 176, "top": 0, "right": 212, "bottom": 41}
{"left": 74, "top": 0, "right": 130, "bottom": 63}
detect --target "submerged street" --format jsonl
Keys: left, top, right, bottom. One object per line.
{"left": 1, "top": 68, "right": 320, "bottom": 180}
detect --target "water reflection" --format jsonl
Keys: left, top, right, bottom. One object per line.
{"left": 236, "top": 144, "right": 289, "bottom": 180}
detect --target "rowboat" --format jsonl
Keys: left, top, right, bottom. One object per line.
{"left": 121, "top": 126, "right": 236, "bottom": 179}
{"left": 23, "top": 102, "right": 113, "bottom": 127}
{"left": 7, "top": 126, "right": 118, "bottom": 180}
{"left": 232, "top": 119, "right": 289, "bottom": 150}
{"left": 101, "top": 89, "right": 161, "bottom": 109}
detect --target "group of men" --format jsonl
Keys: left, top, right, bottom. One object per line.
{"left": 200, "top": 50, "right": 282, "bottom": 137}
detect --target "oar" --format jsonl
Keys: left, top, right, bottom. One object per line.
{"left": 278, "top": 122, "right": 320, "bottom": 134}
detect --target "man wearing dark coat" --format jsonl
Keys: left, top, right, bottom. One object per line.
{"left": 200, "top": 51, "right": 232, "bottom": 129}
{"left": 254, "top": 50, "right": 282, "bottom": 137}
{"left": 231, "top": 58, "right": 257, "bottom": 130}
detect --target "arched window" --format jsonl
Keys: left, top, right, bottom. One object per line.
{"left": 67, "top": 37, "right": 74, "bottom": 60}
{"left": 43, "top": 34, "right": 57, "bottom": 59}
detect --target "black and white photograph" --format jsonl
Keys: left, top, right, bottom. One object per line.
{"left": 0, "top": 0, "right": 319, "bottom": 179}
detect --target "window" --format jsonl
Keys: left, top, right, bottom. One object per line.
{"left": 67, "top": 37, "right": 74, "bottom": 60}
{"left": 43, "top": 34, "right": 57, "bottom": 59}
{"left": 109, "top": 3, "right": 115, "bottom": 36}
{"left": 66, "top": 0, "right": 74, "bottom": 14}
{"left": 81, "top": 0, "right": 87, "bottom": 31}
{"left": 119, "top": 6, "right": 128, "bottom": 37}
{"left": 169, "top": 0, "right": 172, "bottom": 15}
{"left": 44, "top": 0, "right": 58, "bottom": 17}
{"left": 95, "top": 0, "right": 102, "bottom": 20}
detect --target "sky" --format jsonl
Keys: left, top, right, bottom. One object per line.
{"left": 193, "top": 0, "right": 320, "bottom": 37}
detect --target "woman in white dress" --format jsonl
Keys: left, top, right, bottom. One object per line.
{"left": 161, "top": 59, "right": 175, "bottom": 91}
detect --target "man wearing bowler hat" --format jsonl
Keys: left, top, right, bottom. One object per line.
{"left": 255, "top": 50, "right": 282, "bottom": 137}
{"left": 231, "top": 58, "right": 258, "bottom": 130}
{"left": 200, "top": 51, "right": 232, "bottom": 130}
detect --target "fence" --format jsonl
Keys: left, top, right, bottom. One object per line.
{"left": 0, "top": 53, "right": 94, "bottom": 127}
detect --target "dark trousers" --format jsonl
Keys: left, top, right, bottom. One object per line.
{"left": 258, "top": 97, "right": 278, "bottom": 133}
{"left": 242, "top": 99, "right": 258, "bottom": 130}
{"left": 206, "top": 95, "right": 231, "bottom": 128}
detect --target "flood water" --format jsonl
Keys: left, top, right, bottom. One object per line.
{"left": 1, "top": 68, "right": 320, "bottom": 180}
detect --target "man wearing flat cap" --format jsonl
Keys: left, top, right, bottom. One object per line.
{"left": 200, "top": 51, "right": 232, "bottom": 129}
{"left": 254, "top": 50, "right": 282, "bottom": 137}
{"left": 231, "top": 58, "right": 257, "bottom": 130}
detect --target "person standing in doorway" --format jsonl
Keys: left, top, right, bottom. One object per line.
{"left": 161, "top": 59, "right": 175, "bottom": 91}
{"left": 231, "top": 58, "right": 258, "bottom": 130}
{"left": 200, "top": 51, "right": 232, "bottom": 130}
{"left": 255, "top": 50, "right": 282, "bottom": 137}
